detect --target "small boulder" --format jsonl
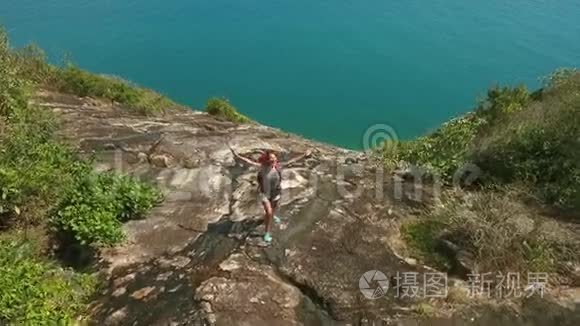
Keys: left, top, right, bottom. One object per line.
{"left": 150, "top": 153, "right": 174, "bottom": 168}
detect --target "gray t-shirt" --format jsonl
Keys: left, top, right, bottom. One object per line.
{"left": 258, "top": 166, "right": 281, "bottom": 197}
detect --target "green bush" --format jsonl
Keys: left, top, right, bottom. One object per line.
{"left": 0, "top": 29, "right": 29, "bottom": 118}
{"left": 474, "top": 124, "right": 580, "bottom": 207}
{"left": 205, "top": 97, "right": 250, "bottom": 123}
{"left": 104, "top": 173, "right": 162, "bottom": 222}
{"left": 0, "top": 104, "right": 89, "bottom": 224}
{"left": 53, "top": 172, "right": 161, "bottom": 247}
{"left": 476, "top": 84, "right": 530, "bottom": 121}
{"left": 381, "top": 113, "right": 487, "bottom": 181}
{"left": 1, "top": 34, "right": 76, "bottom": 222}
{"left": 52, "top": 174, "right": 125, "bottom": 247}
{"left": 379, "top": 85, "right": 530, "bottom": 182}
{"left": 1, "top": 107, "right": 161, "bottom": 246}
{"left": 381, "top": 76, "right": 580, "bottom": 209}
{"left": 473, "top": 73, "right": 580, "bottom": 208}
{"left": 0, "top": 237, "right": 96, "bottom": 324}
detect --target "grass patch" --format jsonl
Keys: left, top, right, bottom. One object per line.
{"left": 3, "top": 29, "right": 184, "bottom": 115}
{"left": 401, "top": 219, "right": 451, "bottom": 271}
{"left": 54, "top": 65, "right": 183, "bottom": 115}
{"left": 403, "top": 189, "right": 580, "bottom": 277}
{"left": 205, "top": 97, "right": 251, "bottom": 123}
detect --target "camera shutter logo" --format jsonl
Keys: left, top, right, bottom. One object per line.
{"left": 359, "top": 270, "right": 389, "bottom": 300}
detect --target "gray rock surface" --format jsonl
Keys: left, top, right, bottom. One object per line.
{"left": 37, "top": 92, "right": 579, "bottom": 325}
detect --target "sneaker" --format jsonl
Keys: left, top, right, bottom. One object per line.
{"left": 263, "top": 232, "right": 273, "bottom": 243}
{"left": 273, "top": 215, "right": 282, "bottom": 224}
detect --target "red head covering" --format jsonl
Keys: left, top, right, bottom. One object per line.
{"left": 258, "top": 152, "right": 270, "bottom": 164}
{"left": 258, "top": 151, "right": 280, "bottom": 169}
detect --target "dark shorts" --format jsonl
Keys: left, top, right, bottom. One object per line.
{"left": 260, "top": 191, "right": 281, "bottom": 204}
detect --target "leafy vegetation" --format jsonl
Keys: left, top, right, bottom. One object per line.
{"left": 385, "top": 69, "right": 580, "bottom": 282}
{"left": 381, "top": 113, "right": 487, "bottom": 180}
{"left": 380, "top": 71, "right": 580, "bottom": 209}
{"left": 473, "top": 73, "right": 580, "bottom": 208}
{"left": 0, "top": 236, "right": 96, "bottom": 324}
{"left": 53, "top": 172, "right": 161, "bottom": 247}
{"left": 1, "top": 27, "right": 162, "bottom": 323}
{"left": 379, "top": 84, "right": 531, "bottom": 182}
{"left": 205, "top": 97, "right": 251, "bottom": 123}
{"left": 0, "top": 112, "right": 86, "bottom": 225}
{"left": 477, "top": 84, "right": 530, "bottom": 122}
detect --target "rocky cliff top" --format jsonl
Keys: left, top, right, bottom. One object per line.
{"left": 36, "top": 91, "right": 579, "bottom": 325}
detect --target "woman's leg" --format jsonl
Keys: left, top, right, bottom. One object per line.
{"left": 262, "top": 199, "right": 273, "bottom": 237}
{"left": 271, "top": 199, "right": 280, "bottom": 223}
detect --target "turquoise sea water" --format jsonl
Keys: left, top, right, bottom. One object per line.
{"left": 2, "top": 0, "right": 580, "bottom": 149}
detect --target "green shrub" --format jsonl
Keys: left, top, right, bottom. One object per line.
{"left": 205, "top": 97, "right": 250, "bottom": 123}
{"left": 0, "top": 104, "right": 89, "bottom": 224}
{"left": 473, "top": 73, "right": 580, "bottom": 208}
{"left": 52, "top": 172, "right": 161, "bottom": 247}
{"left": 381, "top": 76, "right": 580, "bottom": 209}
{"left": 0, "top": 28, "right": 29, "bottom": 118}
{"left": 0, "top": 237, "right": 96, "bottom": 324}
{"left": 476, "top": 84, "right": 530, "bottom": 122}
{"left": 1, "top": 28, "right": 162, "bottom": 238}
{"left": 52, "top": 174, "right": 125, "bottom": 247}
{"left": 381, "top": 113, "right": 487, "bottom": 181}
{"left": 380, "top": 85, "right": 530, "bottom": 183}
{"left": 1, "top": 116, "right": 162, "bottom": 246}
{"left": 105, "top": 173, "right": 162, "bottom": 222}
{"left": 474, "top": 125, "right": 580, "bottom": 208}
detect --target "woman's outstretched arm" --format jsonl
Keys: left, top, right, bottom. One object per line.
{"left": 281, "top": 149, "right": 313, "bottom": 167}
{"left": 229, "top": 146, "right": 261, "bottom": 167}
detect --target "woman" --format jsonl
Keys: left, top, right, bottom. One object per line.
{"left": 230, "top": 147, "right": 312, "bottom": 243}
